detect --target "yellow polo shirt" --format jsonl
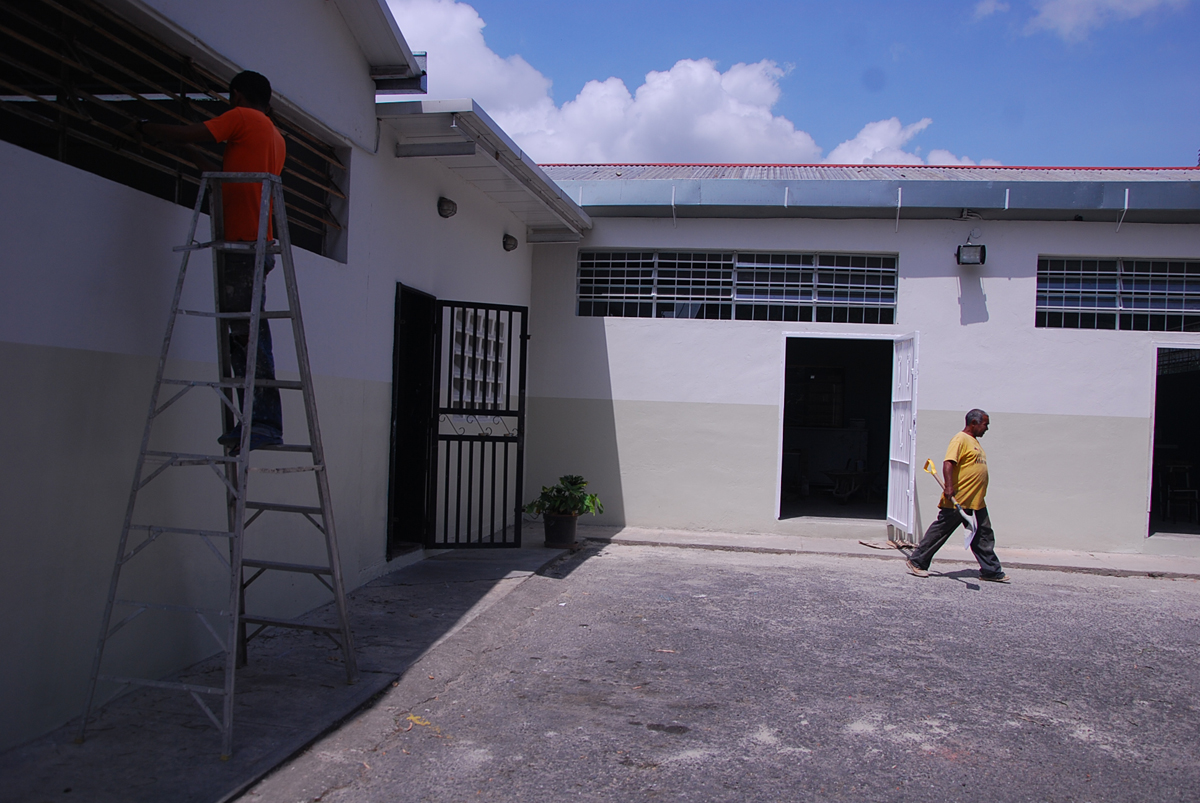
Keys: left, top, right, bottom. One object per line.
{"left": 941, "top": 431, "right": 988, "bottom": 510}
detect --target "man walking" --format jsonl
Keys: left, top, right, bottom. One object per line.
{"left": 135, "top": 71, "right": 285, "bottom": 453}
{"left": 906, "top": 409, "right": 1009, "bottom": 583}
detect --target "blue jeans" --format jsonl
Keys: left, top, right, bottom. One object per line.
{"left": 220, "top": 251, "right": 283, "bottom": 440}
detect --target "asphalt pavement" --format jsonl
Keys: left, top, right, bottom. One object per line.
{"left": 239, "top": 539, "right": 1200, "bottom": 803}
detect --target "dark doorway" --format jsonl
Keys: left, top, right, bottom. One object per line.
{"left": 387, "top": 284, "right": 437, "bottom": 558}
{"left": 1150, "top": 348, "right": 1200, "bottom": 535}
{"left": 780, "top": 338, "right": 892, "bottom": 520}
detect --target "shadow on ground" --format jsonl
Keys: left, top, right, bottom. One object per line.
{"left": 0, "top": 546, "right": 564, "bottom": 803}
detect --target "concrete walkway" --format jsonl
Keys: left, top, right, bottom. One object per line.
{"left": 0, "top": 543, "right": 567, "bottom": 803}
{"left": 580, "top": 524, "right": 1200, "bottom": 578}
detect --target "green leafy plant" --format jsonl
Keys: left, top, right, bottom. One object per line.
{"left": 524, "top": 474, "right": 603, "bottom": 517}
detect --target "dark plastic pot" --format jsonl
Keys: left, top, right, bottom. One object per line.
{"left": 542, "top": 513, "right": 579, "bottom": 548}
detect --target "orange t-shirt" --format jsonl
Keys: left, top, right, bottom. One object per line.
{"left": 203, "top": 107, "right": 286, "bottom": 242}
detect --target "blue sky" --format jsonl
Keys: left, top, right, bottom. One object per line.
{"left": 388, "top": 0, "right": 1199, "bottom": 166}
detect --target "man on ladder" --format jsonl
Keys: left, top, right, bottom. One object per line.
{"left": 137, "top": 70, "right": 285, "bottom": 452}
{"left": 84, "top": 70, "right": 358, "bottom": 758}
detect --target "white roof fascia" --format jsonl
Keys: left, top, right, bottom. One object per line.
{"left": 331, "top": 0, "right": 422, "bottom": 81}
{"left": 380, "top": 99, "right": 592, "bottom": 240}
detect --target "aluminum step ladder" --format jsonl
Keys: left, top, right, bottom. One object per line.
{"left": 77, "top": 172, "right": 357, "bottom": 759}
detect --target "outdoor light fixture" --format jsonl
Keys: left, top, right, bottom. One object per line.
{"left": 956, "top": 227, "right": 986, "bottom": 265}
{"left": 437, "top": 196, "right": 457, "bottom": 218}
{"left": 502, "top": 234, "right": 518, "bottom": 251}
{"left": 957, "top": 244, "right": 986, "bottom": 265}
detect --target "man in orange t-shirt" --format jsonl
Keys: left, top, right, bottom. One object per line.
{"left": 137, "top": 71, "right": 286, "bottom": 452}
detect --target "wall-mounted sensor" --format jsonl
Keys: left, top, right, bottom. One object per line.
{"left": 437, "top": 197, "right": 457, "bottom": 218}
{"left": 502, "top": 234, "right": 518, "bottom": 251}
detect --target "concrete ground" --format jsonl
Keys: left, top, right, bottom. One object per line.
{"left": 241, "top": 534, "right": 1200, "bottom": 803}
{"left": 0, "top": 545, "right": 565, "bottom": 803}
{"left": 5, "top": 527, "right": 1199, "bottom": 802}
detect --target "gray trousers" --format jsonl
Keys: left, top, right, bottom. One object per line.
{"left": 908, "top": 507, "right": 1004, "bottom": 577}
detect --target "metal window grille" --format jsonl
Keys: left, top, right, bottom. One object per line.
{"left": 1158, "top": 348, "right": 1200, "bottom": 376}
{"left": 813, "top": 254, "right": 897, "bottom": 324}
{"left": 451, "top": 308, "right": 507, "bottom": 410}
{"left": 654, "top": 252, "right": 734, "bottom": 319}
{"left": 1036, "top": 258, "right": 1200, "bottom": 331}
{"left": 578, "top": 250, "right": 897, "bottom": 324}
{"left": 0, "top": 0, "right": 345, "bottom": 257}
{"left": 734, "top": 253, "right": 813, "bottom": 322}
{"left": 576, "top": 251, "right": 655, "bottom": 318}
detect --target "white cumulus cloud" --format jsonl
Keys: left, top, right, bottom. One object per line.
{"left": 386, "top": 0, "right": 995, "bottom": 166}
{"left": 974, "top": 0, "right": 1011, "bottom": 18}
{"left": 1026, "top": 0, "right": 1188, "bottom": 40}
{"left": 826, "top": 118, "right": 931, "bottom": 165}
{"left": 514, "top": 59, "right": 823, "bottom": 164}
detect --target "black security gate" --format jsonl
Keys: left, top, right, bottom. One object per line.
{"left": 427, "top": 300, "right": 527, "bottom": 548}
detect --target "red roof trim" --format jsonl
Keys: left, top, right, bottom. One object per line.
{"left": 538, "top": 163, "right": 1197, "bottom": 171}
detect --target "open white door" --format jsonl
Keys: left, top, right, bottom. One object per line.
{"left": 886, "top": 332, "right": 919, "bottom": 540}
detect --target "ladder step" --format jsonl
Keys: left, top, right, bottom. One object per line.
{"left": 243, "top": 558, "right": 332, "bottom": 575}
{"left": 115, "top": 599, "right": 230, "bottom": 617}
{"left": 245, "top": 501, "right": 323, "bottom": 515}
{"left": 255, "top": 443, "right": 314, "bottom": 453}
{"left": 161, "top": 378, "right": 304, "bottom": 390}
{"left": 248, "top": 464, "right": 323, "bottom": 474}
{"left": 128, "top": 525, "right": 234, "bottom": 539}
{"left": 144, "top": 450, "right": 236, "bottom": 464}
{"left": 179, "top": 309, "right": 294, "bottom": 319}
{"left": 98, "top": 675, "right": 225, "bottom": 695}
{"left": 173, "top": 241, "right": 282, "bottom": 254}
{"left": 213, "top": 241, "right": 281, "bottom": 253}
{"left": 239, "top": 615, "right": 343, "bottom": 634}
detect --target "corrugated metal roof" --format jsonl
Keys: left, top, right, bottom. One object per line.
{"left": 540, "top": 164, "right": 1200, "bottom": 182}
{"left": 539, "top": 163, "right": 1200, "bottom": 223}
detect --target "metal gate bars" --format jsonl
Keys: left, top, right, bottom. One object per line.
{"left": 427, "top": 301, "right": 528, "bottom": 548}
{"left": 77, "top": 172, "right": 357, "bottom": 758}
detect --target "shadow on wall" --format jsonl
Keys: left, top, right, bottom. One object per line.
{"left": 525, "top": 317, "right": 626, "bottom": 527}
{"left": 958, "top": 273, "right": 989, "bottom": 325}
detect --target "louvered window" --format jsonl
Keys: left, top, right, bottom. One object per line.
{"left": 0, "top": 0, "right": 346, "bottom": 258}
{"left": 1036, "top": 257, "right": 1200, "bottom": 331}
{"left": 578, "top": 250, "right": 897, "bottom": 324}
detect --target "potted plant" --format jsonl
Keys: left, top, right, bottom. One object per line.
{"left": 524, "top": 474, "right": 603, "bottom": 548}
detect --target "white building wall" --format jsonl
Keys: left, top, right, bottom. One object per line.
{"left": 527, "top": 215, "right": 1200, "bottom": 555}
{"left": 0, "top": 12, "right": 533, "bottom": 751}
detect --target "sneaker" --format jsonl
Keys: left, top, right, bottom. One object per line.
{"left": 217, "top": 425, "right": 242, "bottom": 448}
{"left": 905, "top": 560, "right": 929, "bottom": 578}
{"left": 980, "top": 572, "right": 1011, "bottom": 583}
